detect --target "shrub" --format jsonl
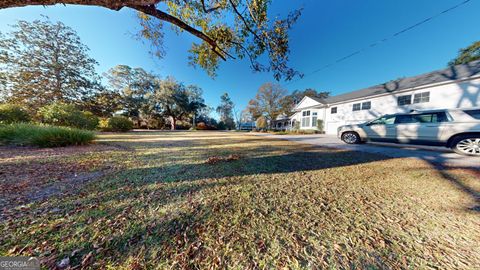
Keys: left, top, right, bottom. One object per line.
{"left": 0, "top": 123, "right": 95, "bottom": 147}
{"left": 256, "top": 116, "right": 267, "bottom": 130}
{"left": 78, "top": 111, "right": 100, "bottom": 130}
{"left": 316, "top": 119, "right": 324, "bottom": 133}
{"left": 98, "top": 118, "right": 109, "bottom": 130}
{"left": 196, "top": 122, "right": 217, "bottom": 130}
{"left": 39, "top": 103, "right": 99, "bottom": 130}
{"left": 146, "top": 118, "right": 166, "bottom": 130}
{"left": 196, "top": 122, "right": 208, "bottom": 130}
{"left": 0, "top": 104, "right": 31, "bottom": 124}
{"left": 295, "top": 129, "right": 317, "bottom": 135}
{"left": 106, "top": 116, "right": 134, "bottom": 132}
{"left": 293, "top": 121, "right": 300, "bottom": 130}
{"left": 217, "top": 121, "right": 227, "bottom": 130}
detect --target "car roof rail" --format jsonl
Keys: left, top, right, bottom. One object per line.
{"left": 408, "top": 108, "right": 447, "bottom": 113}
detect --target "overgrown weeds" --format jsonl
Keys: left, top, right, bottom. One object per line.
{"left": 0, "top": 123, "right": 95, "bottom": 147}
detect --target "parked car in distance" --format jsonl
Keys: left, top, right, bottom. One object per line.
{"left": 337, "top": 108, "right": 480, "bottom": 156}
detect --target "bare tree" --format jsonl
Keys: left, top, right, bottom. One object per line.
{"left": 247, "top": 82, "right": 287, "bottom": 126}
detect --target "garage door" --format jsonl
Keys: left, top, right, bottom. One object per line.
{"left": 326, "top": 121, "right": 343, "bottom": 135}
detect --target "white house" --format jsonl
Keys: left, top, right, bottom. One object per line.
{"left": 290, "top": 60, "right": 480, "bottom": 134}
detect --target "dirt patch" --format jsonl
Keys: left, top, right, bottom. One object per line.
{"left": 0, "top": 144, "right": 115, "bottom": 163}
{"left": 28, "top": 171, "right": 105, "bottom": 202}
{"left": 0, "top": 170, "right": 108, "bottom": 219}
{"left": 0, "top": 144, "right": 114, "bottom": 219}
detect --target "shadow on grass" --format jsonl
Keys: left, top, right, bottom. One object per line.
{"left": 99, "top": 140, "right": 480, "bottom": 214}
{"left": 260, "top": 136, "right": 480, "bottom": 213}
{"left": 97, "top": 137, "right": 270, "bottom": 151}
{"left": 425, "top": 162, "right": 480, "bottom": 212}
{"left": 5, "top": 133, "right": 480, "bottom": 268}
{"left": 121, "top": 148, "right": 389, "bottom": 182}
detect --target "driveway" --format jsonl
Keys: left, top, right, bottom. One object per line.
{"left": 253, "top": 133, "right": 480, "bottom": 169}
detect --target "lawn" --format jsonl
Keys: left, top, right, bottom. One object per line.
{"left": 1, "top": 131, "right": 479, "bottom": 269}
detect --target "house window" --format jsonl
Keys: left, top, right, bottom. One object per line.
{"left": 302, "top": 117, "right": 310, "bottom": 127}
{"left": 312, "top": 112, "right": 318, "bottom": 127}
{"left": 352, "top": 103, "right": 361, "bottom": 111}
{"left": 362, "top": 101, "right": 371, "bottom": 110}
{"left": 413, "top": 92, "right": 430, "bottom": 104}
{"left": 331, "top": 107, "right": 337, "bottom": 114}
{"left": 397, "top": 95, "right": 412, "bottom": 106}
{"left": 301, "top": 110, "right": 310, "bottom": 127}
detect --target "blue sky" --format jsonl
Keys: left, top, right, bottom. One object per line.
{"left": 0, "top": 0, "right": 479, "bottom": 114}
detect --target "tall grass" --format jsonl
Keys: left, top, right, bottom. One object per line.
{"left": 0, "top": 123, "right": 96, "bottom": 147}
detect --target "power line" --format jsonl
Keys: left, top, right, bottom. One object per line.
{"left": 284, "top": 0, "right": 472, "bottom": 87}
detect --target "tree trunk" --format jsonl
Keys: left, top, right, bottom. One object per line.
{"left": 170, "top": 116, "right": 176, "bottom": 130}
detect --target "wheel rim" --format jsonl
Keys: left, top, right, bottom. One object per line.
{"left": 456, "top": 138, "right": 480, "bottom": 155}
{"left": 343, "top": 133, "right": 357, "bottom": 143}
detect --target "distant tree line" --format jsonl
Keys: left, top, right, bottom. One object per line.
{"left": 0, "top": 18, "right": 235, "bottom": 130}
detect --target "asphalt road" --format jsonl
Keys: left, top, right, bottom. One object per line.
{"left": 253, "top": 133, "right": 480, "bottom": 169}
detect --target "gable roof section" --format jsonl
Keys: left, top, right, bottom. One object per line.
{"left": 294, "top": 96, "right": 324, "bottom": 110}
{"left": 324, "top": 60, "right": 480, "bottom": 104}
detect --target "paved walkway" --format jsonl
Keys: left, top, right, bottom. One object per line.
{"left": 253, "top": 133, "right": 480, "bottom": 169}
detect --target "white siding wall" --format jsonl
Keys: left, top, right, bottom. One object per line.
{"left": 323, "top": 78, "right": 480, "bottom": 134}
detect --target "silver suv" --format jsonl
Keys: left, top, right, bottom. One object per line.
{"left": 338, "top": 108, "right": 480, "bottom": 156}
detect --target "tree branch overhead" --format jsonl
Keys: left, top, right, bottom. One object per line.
{"left": 0, "top": 0, "right": 301, "bottom": 81}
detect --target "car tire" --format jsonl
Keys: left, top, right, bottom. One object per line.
{"left": 341, "top": 132, "right": 361, "bottom": 144}
{"left": 450, "top": 134, "right": 480, "bottom": 156}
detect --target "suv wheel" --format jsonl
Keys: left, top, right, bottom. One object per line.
{"left": 451, "top": 135, "right": 480, "bottom": 156}
{"left": 341, "top": 132, "right": 361, "bottom": 144}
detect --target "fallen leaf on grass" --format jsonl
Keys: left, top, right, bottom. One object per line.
{"left": 82, "top": 252, "right": 94, "bottom": 267}
{"left": 205, "top": 154, "right": 241, "bottom": 164}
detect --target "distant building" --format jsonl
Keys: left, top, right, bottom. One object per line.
{"left": 290, "top": 61, "right": 480, "bottom": 134}
{"left": 271, "top": 114, "right": 291, "bottom": 131}
{"left": 238, "top": 122, "right": 256, "bottom": 131}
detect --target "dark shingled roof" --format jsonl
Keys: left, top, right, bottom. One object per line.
{"left": 307, "top": 96, "right": 327, "bottom": 104}
{"left": 324, "top": 60, "right": 480, "bottom": 104}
